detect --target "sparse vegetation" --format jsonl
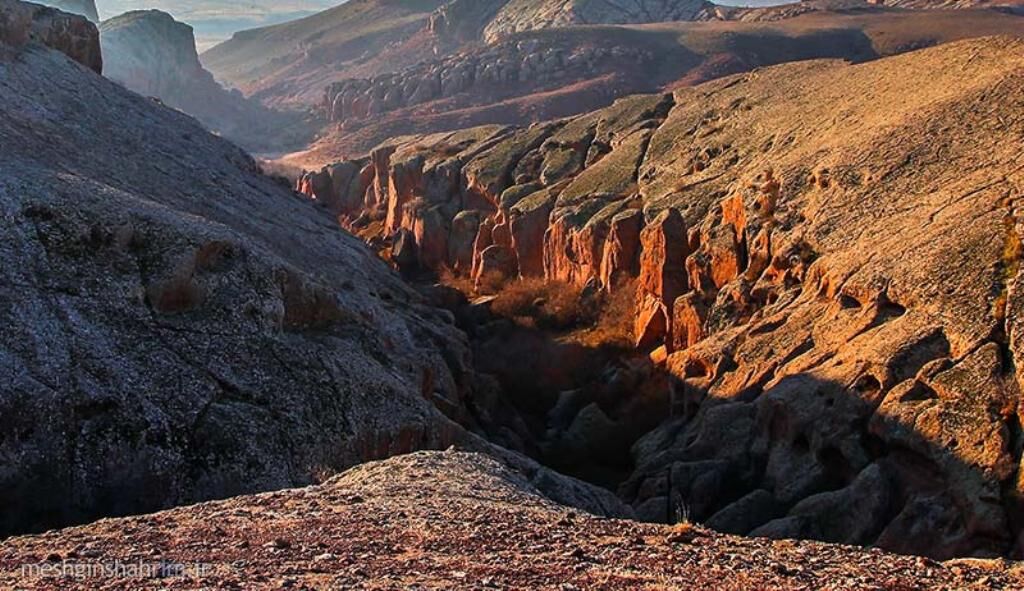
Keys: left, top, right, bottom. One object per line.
{"left": 490, "top": 278, "right": 587, "bottom": 331}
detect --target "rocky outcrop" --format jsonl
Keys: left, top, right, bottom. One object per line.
{"left": 483, "top": 0, "right": 717, "bottom": 42}
{"left": 0, "top": 0, "right": 100, "bottom": 72}
{"left": 3, "top": 450, "right": 1022, "bottom": 590}
{"left": 0, "top": 10, "right": 624, "bottom": 537}
{"left": 99, "top": 10, "right": 309, "bottom": 153}
{"left": 300, "top": 37, "right": 1024, "bottom": 558}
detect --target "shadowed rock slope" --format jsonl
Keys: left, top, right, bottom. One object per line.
{"left": 0, "top": 0, "right": 624, "bottom": 538}
{"left": 298, "top": 37, "right": 1024, "bottom": 558}
{"left": 2, "top": 451, "right": 1022, "bottom": 590}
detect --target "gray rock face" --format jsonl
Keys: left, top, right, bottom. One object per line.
{"left": 0, "top": 14, "right": 626, "bottom": 535}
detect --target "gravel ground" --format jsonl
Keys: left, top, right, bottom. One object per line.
{"left": 1, "top": 451, "right": 1021, "bottom": 590}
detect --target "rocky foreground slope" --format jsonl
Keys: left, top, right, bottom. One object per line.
{"left": 3, "top": 451, "right": 1021, "bottom": 590}
{"left": 0, "top": 0, "right": 622, "bottom": 538}
{"left": 298, "top": 37, "right": 1024, "bottom": 559}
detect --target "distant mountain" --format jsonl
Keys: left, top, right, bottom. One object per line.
{"left": 99, "top": 9, "right": 312, "bottom": 152}
{"left": 95, "top": 0, "right": 339, "bottom": 49}
{"left": 201, "top": 0, "right": 448, "bottom": 105}
{"left": 294, "top": 33, "right": 1024, "bottom": 558}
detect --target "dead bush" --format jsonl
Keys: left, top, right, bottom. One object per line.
{"left": 146, "top": 272, "right": 203, "bottom": 314}
{"left": 475, "top": 270, "right": 509, "bottom": 296}
{"left": 573, "top": 277, "right": 637, "bottom": 349}
{"left": 491, "top": 278, "right": 586, "bottom": 331}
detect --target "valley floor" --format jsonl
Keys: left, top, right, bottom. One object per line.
{"left": 0, "top": 451, "right": 1019, "bottom": 590}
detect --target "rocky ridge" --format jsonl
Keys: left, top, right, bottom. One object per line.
{"left": 0, "top": 0, "right": 622, "bottom": 538}
{"left": 323, "top": 37, "right": 656, "bottom": 126}
{"left": 3, "top": 450, "right": 1022, "bottom": 590}
{"left": 479, "top": 0, "right": 720, "bottom": 42}
{"left": 293, "top": 3, "right": 1024, "bottom": 164}
{"left": 299, "top": 36, "right": 1024, "bottom": 558}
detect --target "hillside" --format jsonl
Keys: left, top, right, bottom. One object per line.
{"left": 482, "top": 0, "right": 719, "bottom": 41}
{"left": 289, "top": 5, "right": 1024, "bottom": 165}
{"left": 200, "top": 0, "right": 448, "bottom": 106}
{"left": 3, "top": 451, "right": 1021, "bottom": 590}
{"left": 99, "top": 9, "right": 312, "bottom": 153}
{"left": 297, "top": 36, "right": 1024, "bottom": 558}
{"left": 0, "top": 0, "right": 620, "bottom": 538}
{"left": 200, "top": 0, "right": 736, "bottom": 108}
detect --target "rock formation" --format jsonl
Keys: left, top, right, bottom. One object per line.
{"left": 3, "top": 450, "right": 1022, "bottom": 590}
{"left": 99, "top": 10, "right": 309, "bottom": 153}
{"left": 300, "top": 37, "right": 1024, "bottom": 558}
{"left": 0, "top": 0, "right": 100, "bottom": 72}
{"left": 0, "top": 2, "right": 622, "bottom": 537}
{"left": 482, "top": 0, "right": 717, "bottom": 41}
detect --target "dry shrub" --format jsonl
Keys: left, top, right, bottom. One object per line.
{"left": 476, "top": 270, "right": 509, "bottom": 296}
{"left": 147, "top": 272, "right": 203, "bottom": 314}
{"left": 573, "top": 277, "right": 637, "bottom": 349}
{"left": 438, "top": 266, "right": 477, "bottom": 294}
{"left": 194, "top": 240, "right": 236, "bottom": 272}
{"left": 491, "top": 278, "right": 585, "bottom": 331}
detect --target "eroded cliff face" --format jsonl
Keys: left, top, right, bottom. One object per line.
{"left": 0, "top": 2, "right": 624, "bottom": 537}
{"left": 300, "top": 37, "right": 1024, "bottom": 558}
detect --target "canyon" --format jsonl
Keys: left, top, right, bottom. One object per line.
{"left": 297, "top": 35, "right": 1024, "bottom": 559}
{"left": 0, "top": 0, "right": 622, "bottom": 539}
{"left": 4, "top": 0, "right": 1024, "bottom": 587}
